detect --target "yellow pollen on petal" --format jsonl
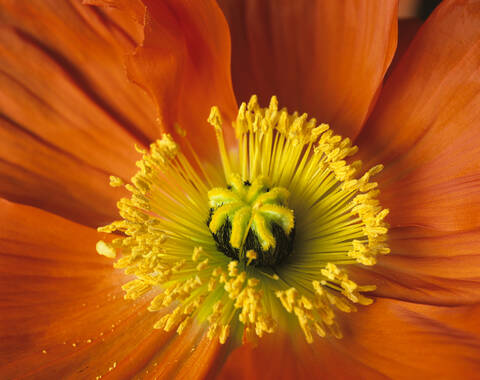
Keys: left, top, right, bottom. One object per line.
{"left": 97, "top": 95, "right": 388, "bottom": 345}
{"left": 96, "top": 241, "right": 116, "bottom": 258}
{"left": 109, "top": 176, "right": 124, "bottom": 187}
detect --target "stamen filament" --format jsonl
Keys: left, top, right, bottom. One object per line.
{"left": 97, "top": 95, "right": 388, "bottom": 344}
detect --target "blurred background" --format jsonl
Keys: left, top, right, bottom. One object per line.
{"left": 399, "top": 0, "right": 442, "bottom": 19}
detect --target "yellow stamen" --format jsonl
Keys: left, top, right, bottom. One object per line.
{"left": 208, "top": 106, "right": 232, "bottom": 180}
{"left": 246, "top": 250, "right": 257, "bottom": 266}
{"left": 97, "top": 95, "right": 388, "bottom": 345}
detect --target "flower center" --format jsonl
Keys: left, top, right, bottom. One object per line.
{"left": 207, "top": 174, "right": 294, "bottom": 266}
{"left": 96, "top": 95, "right": 389, "bottom": 345}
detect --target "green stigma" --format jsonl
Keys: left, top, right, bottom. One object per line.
{"left": 207, "top": 174, "right": 295, "bottom": 266}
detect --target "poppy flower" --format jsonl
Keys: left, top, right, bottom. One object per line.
{"left": 1, "top": 0, "right": 480, "bottom": 379}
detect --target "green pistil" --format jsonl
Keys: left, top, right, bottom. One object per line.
{"left": 208, "top": 174, "right": 295, "bottom": 266}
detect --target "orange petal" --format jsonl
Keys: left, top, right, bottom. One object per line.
{"left": 357, "top": 0, "right": 480, "bottom": 183}
{"left": 374, "top": 119, "right": 480, "bottom": 231}
{"left": 134, "top": 327, "right": 227, "bottom": 379}
{"left": 386, "top": 18, "right": 423, "bottom": 78}
{"left": 218, "top": 329, "right": 390, "bottom": 379}
{"left": 0, "top": 0, "right": 160, "bottom": 168}
{"left": 355, "top": 0, "right": 480, "bottom": 232}
{"left": 0, "top": 198, "right": 224, "bottom": 379}
{"left": 217, "top": 334, "right": 309, "bottom": 380}
{"left": 0, "top": 116, "right": 124, "bottom": 227}
{"left": 219, "top": 0, "right": 398, "bottom": 138}
{"left": 0, "top": 198, "right": 153, "bottom": 378}
{"left": 335, "top": 299, "right": 480, "bottom": 379}
{"left": 83, "top": 0, "right": 145, "bottom": 45}
{"left": 0, "top": 1, "right": 164, "bottom": 224}
{"left": 219, "top": 300, "right": 480, "bottom": 379}
{"left": 174, "top": 336, "right": 227, "bottom": 380}
{"left": 379, "top": 152, "right": 480, "bottom": 231}
{"left": 92, "top": 0, "right": 238, "bottom": 161}
{"left": 350, "top": 226, "right": 480, "bottom": 306}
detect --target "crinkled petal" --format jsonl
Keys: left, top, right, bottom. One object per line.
{"left": 0, "top": 0, "right": 162, "bottom": 224}
{"left": 90, "top": 0, "right": 238, "bottom": 160}
{"left": 0, "top": 0, "right": 158, "bottom": 166}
